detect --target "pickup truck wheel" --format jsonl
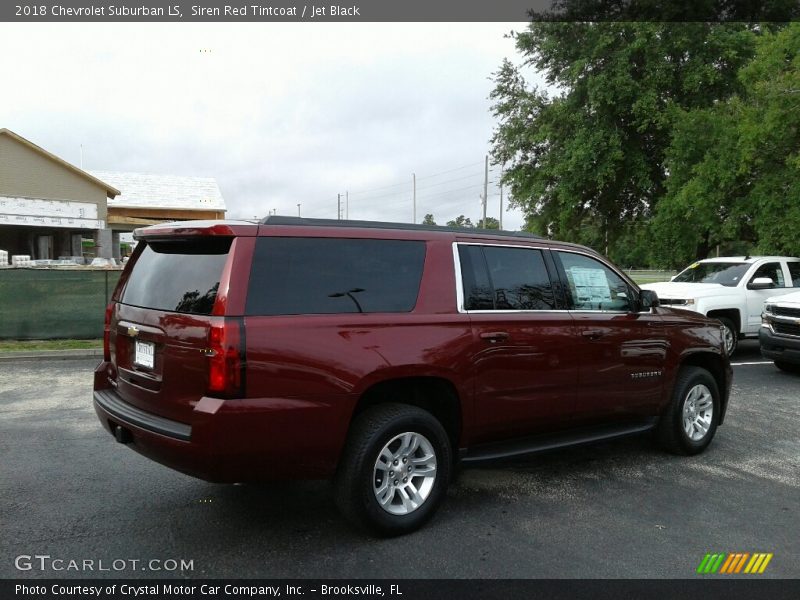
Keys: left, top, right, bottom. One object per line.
{"left": 774, "top": 360, "right": 800, "bottom": 374}
{"left": 717, "top": 317, "right": 738, "bottom": 355}
{"left": 334, "top": 403, "right": 451, "bottom": 536}
{"left": 656, "top": 366, "right": 720, "bottom": 455}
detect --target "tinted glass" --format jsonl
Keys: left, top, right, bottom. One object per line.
{"left": 556, "top": 252, "right": 633, "bottom": 312}
{"left": 121, "top": 239, "right": 231, "bottom": 315}
{"left": 246, "top": 238, "right": 426, "bottom": 315}
{"left": 673, "top": 261, "right": 749, "bottom": 286}
{"left": 458, "top": 245, "right": 493, "bottom": 310}
{"left": 750, "top": 262, "right": 785, "bottom": 287}
{"left": 788, "top": 262, "right": 800, "bottom": 287}
{"left": 458, "top": 245, "right": 555, "bottom": 311}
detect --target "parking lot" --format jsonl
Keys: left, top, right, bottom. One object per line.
{"left": 1, "top": 340, "right": 797, "bottom": 579}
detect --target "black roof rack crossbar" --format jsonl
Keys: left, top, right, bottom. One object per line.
{"left": 259, "top": 215, "right": 542, "bottom": 239}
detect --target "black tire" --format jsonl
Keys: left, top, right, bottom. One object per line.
{"left": 656, "top": 366, "right": 721, "bottom": 455}
{"left": 717, "top": 317, "right": 738, "bottom": 356}
{"left": 334, "top": 403, "right": 451, "bottom": 536}
{"left": 774, "top": 360, "right": 800, "bottom": 374}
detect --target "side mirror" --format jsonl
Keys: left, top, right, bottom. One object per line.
{"left": 748, "top": 277, "right": 775, "bottom": 290}
{"left": 640, "top": 289, "right": 660, "bottom": 311}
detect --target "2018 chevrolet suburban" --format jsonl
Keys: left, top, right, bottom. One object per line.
{"left": 93, "top": 217, "right": 733, "bottom": 535}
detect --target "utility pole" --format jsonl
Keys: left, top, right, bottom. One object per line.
{"left": 337, "top": 193, "right": 341, "bottom": 220}
{"left": 297, "top": 203, "right": 301, "bottom": 217}
{"left": 499, "top": 164, "right": 504, "bottom": 230}
{"left": 412, "top": 173, "right": 416, "bottom": 224}
{"left": 482, "top": 155, "right": 488, "bottom": 228}
{"left": 346, "top": 190, "right": 349, "bottom": 220}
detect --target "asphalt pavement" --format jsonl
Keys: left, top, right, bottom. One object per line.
{"left": 0, "top": 340, "right": 797, "bottom": 579}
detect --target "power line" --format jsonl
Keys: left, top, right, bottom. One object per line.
{"left": 353, "top": 172, "right": 490, "bottom": 204}
{"left": 347, "top": 160, "right": 488, "bottom": 197}
{"left": 414, "top": 160, "right": 485, "bottom": 181}
{"left": 379, "top": 181, "right": 496, "bottom": 206}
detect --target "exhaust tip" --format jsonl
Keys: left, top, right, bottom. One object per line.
{"left": 113, "top": 424, "right": 133, "bottom": 444}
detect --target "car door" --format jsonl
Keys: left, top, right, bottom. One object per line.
{"left": 456, "top": 243, "right": 578, "bottom": 443}
{"left": 744, "top": 261, "right": 791, "bottom": 332}
{"left": 552, "top": 250, "right": 668, "bottom": 425}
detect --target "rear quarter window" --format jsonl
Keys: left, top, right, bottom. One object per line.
{"left": 121, "top": 238, "right": 231, "bottom": 315}
{"left": 246, "top": 237, "right": 426, "bottom": 315}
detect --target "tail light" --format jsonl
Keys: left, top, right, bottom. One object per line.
{"left": 207, "top": 319, "right": 246, "bottom": 398}
{"left": 103, "top": 302, "right": 115, "bottom": 361}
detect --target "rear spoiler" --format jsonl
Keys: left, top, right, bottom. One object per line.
{"left": 134, "top": 220, "right": 258, "bottom": 241}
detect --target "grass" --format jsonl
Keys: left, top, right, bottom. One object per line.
{"left": 0, "top": 339, "right": 102, "bottom": 352}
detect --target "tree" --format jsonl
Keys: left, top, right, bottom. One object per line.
{"left": 446, "top": 215, "right": 474, "bottom": 228}
{"left": 476, "top": 217, "right": 500, "bottom": 229}
{"left": 491, "top": 22, "right": 757, "bottom": 262}
{"left": 651, "top": 23, "right": 800, "bottom": 265}
{"left": 736, "top": 23, "right": 800, "bottom": 257}
{"left": 422, "top": 214, "right": 437, "bottom": 225}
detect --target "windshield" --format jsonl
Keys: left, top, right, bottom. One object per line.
{"left": 672, "top": 262, "right": 749, "bottom": 287}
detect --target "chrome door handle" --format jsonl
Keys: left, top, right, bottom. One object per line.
{"left": 581, "top": 329, "right": 604, "bottom": 340}
{"left": 480, "top": 331, "right": 510, "bottom": 342}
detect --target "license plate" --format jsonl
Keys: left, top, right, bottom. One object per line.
{"left": 134, "top": 340, "right": 155, "bottom": 369}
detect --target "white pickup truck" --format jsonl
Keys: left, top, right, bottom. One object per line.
{"left": 642, "top": 256, "right": 800, "bottom": 354}
{"left": 760, "top": 290, "right": 800, "bottom": 372}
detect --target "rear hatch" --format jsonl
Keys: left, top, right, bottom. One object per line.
{"left": 108, "top": 224, "right": 253, "bottom": 423}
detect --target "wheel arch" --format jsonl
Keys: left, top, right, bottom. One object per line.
{"left": 706, "top": 308, "right": 742, "bottom": 335}
{"left": 350, "top": 375, "right": 464, "bottom": 451}
{"left": 679, "top": 351, "right": 730, "bottom": 424}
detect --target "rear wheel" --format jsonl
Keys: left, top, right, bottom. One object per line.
{"left": 774, "top": 360, "right": 800, "bottom": 374}
{"left": 334, "top": 403, "right": 451, "bottom": 536}
{"left": 657, "top": 366, "right": 720, "bottom": 455}
{"left": 717, "top": 317, "right": 738, "bottom": 355}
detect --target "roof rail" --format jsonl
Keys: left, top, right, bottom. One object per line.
{"left": 260, "top": 215, "right": 542, "bottom": 239}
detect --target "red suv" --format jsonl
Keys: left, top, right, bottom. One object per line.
{"left": 94, "top": 216, "right": 732, "bottom": 535}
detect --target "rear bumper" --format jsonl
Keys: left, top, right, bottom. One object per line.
{"left": 759, "top": 326, "right": 800, "bottom": 365}
{"left": 93, "top": 365, "right": 351, "bottom": 483}
{"left": 95, "top": 389, "right": 191, "bottom": 441}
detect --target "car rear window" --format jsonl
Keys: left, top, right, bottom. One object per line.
{"left": 121, "top": 238, "right": 232, "bottom": 315}
{"left": 246, "top": 237, "right": 426, "bottom": 315}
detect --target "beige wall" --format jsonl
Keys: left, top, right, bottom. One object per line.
{"left": 0, "top": 135, "right": 107, "bottom": 220}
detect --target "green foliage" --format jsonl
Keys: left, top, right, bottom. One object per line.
{"left": 422, "top": 214, "right": 437, "bottom": 225}
{"left": 446, "top": 215, "right": 474, "bottom": 228}
{"left": 738, "top": 24, "right": 800, "bottom": 256}
{"left": 490, "top": 22, "right": 783, "bottom": 266}
{"left": 476, "top": 217, "right": 500, "bottom": 229}
{"left": 651, "top": 23, "right": 800, "bottom": 266}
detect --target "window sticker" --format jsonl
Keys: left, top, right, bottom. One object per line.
{"left": 568, "top": 267, "right": 612, "bottom": 306}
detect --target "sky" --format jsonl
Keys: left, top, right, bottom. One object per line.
{"left": 1, "top": 22, "right": 539, "bottom": 230}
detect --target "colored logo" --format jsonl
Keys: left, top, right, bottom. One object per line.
{"left": 697, "top": 552, "right": 773, "bottom": 574}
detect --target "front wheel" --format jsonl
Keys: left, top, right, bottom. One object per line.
{"left": 656, "top": 366, "right": 720, "bottom": 455}
{"left": 334, "top": 403, "right": 451, "bottom": 536}
{"left": 717, "top": 317, "right": 738, "bottom": 356}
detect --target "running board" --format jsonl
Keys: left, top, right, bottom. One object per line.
{"left": 461, "top": 419, "right": 658, "bottom": 463}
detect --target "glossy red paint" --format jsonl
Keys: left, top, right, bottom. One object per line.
{"left": 93, "top": 220, "right": 733, "bottom": 483}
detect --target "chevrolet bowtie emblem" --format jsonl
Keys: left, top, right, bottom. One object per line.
{"left": 127, "top": 326, "right": 139, "bottom": 337}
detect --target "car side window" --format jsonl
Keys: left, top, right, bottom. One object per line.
{"left": 750, "top": 262, "right": 785, "bottom": 288}
{"left": 458, "top": 245, "right": 555, "bottom": 310}
{"left": 555, "top": 252, "right": 633, "bottom": 312}
{"left": 786, "top": 262, "right": 800, "bottom": 287}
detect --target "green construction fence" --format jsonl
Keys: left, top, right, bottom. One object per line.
{"left": 0, "top": 269, "right": 122, "bottom": 340}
